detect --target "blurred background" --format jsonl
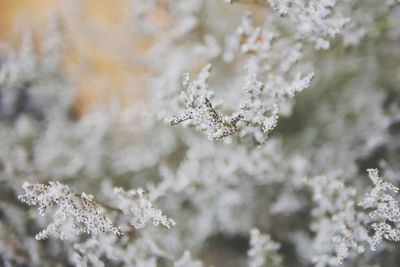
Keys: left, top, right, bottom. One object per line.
{"left": 0, "top": 0, "right": 148, "bottom": 114}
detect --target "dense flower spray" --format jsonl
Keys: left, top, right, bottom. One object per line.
{"left": 0, "top": 1, "right": 399, "bottom": 266}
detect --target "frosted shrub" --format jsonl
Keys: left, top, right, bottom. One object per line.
{"left": 0, "top": 0, "right": 399, "bottom": 266}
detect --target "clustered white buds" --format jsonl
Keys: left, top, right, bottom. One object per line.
{"left": 248, "top": 228, "right": 282, "bottom": 267}
{"left": 3, "top": 0, "right": 400, "bottom": 266}
{"left": 309, "top": 175, "right": 367, "bottom": 266}
{"left": 166, "top": 10, "right": 315, "bottom": 143}
{"left": 114, "top": 187, "right": 175, "bottom": 229}
{"left": 165, "top": 63, "right": 282, "bottom": 141}
{"left": 309, "top": 170, "right": 400, "bottom": 266}
{"left": 267, "top": 0, "right": 350, "bottom": 49}
{"left": 360, "top": 169, "right": 400, "bottom": 251}
{"left": 19, "top": 182, "right": 122, "bottom": 240}
{"left": 166, "top": 61, "right": 314, "bottom": 142}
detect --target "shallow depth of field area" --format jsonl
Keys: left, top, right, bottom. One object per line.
{"left": 1, "top": 1, "right": 400, "bottom": 267}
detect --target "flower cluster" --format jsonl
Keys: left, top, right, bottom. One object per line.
{"left": 360, "top": 169, "right": 400, "bottom": 251}
{"left": 114, "top": 187, "right": 175, "bottom": 229}
{"left": 167, "top": 11, "right": 315, "bottom": 142}
{"left": 0, "top": 0, "right": 399, "bottom": 266}
{"left": 309, "top": 169, "right": 400, "bottom": 266}
{"left": 18, "top": 182, "right": 122, "bottom": 240}
{"left": 267, "top": 0, "right": 350, "bottom": 49}
{"left": 309, "top": 175, "right": 367, "bottom": 266}
{"left": 248, "top": 228, "right": 282, "bottom": 267}
{"left": 166, "top": 63, "right": 280, "bottom": 141}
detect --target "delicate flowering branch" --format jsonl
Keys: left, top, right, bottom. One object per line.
{"left": 248, "top": 228, "right": 282, "bottom": 267}
{"left": 359, "top": 169, "right": 400, "bottom": 251}
{"left": 266, "top": 0, "right": 351, "bottom": 49}
{"left": 309, "top": 169, "right": 400, "bottom": 266}
{"left": 309, "top": 175, "right": 367, "bottom": 266}
{"left": 166, "top": 62, "right": 313, "bottom": 142}
{"left": 18, "top": 182, "right": 122, "bottom": 240}
{"left": 114, "top": 187, "right": 175, "bottom": 229}
{"left": 19, "top": 182, "right": 175, "bottom": 240}
{"left": 166, "top": 11, "right": 315, "bottom": 142}
{"left": 166, "top": 64, "right": 250, "bottom": 140}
